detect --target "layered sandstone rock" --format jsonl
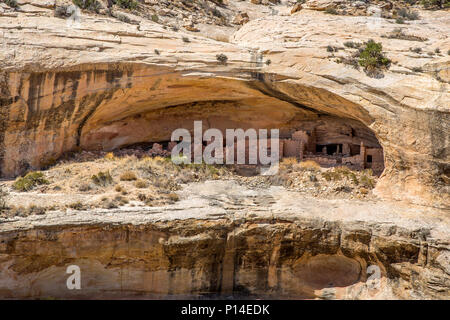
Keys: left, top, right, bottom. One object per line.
{"left": 0, "top": 5, "right": 448, "bottom": 211}
{"left": 0, "top": 181, "right": 448, "bottom": 299}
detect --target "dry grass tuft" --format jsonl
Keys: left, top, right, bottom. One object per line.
{"left": 134, "top": 179, "right": 148, "bottom": 188}
{"left": 120, "top": 171, "right": 137, "bottom": 181}
{"left": 299, "top": 160, "right": 321, "bottom": 171}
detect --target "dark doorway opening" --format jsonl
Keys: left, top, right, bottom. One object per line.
{"left": 316, "top": 144, "right": 342, "bottom": 155}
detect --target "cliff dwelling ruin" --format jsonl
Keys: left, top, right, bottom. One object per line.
{"left": 106, "top": 115, "right": 385, "bottom": 176}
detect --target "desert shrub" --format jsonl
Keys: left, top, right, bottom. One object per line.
{"left": 8, "top": 204, "right": 49, "bottom": 217}
{"left": 168, "top": 193, "right": 179, "bottom": 202}
{"left": 333, "top": 167, "right": 360, "bottom": 185}
{"left": 299, "top": 160, "right": 321, "bottom": 171}
{"left": 435, "top": 48, "right": 441, "bottom": 54}
{"left": 91, "top": 171, "right": 113, "bottom": 186}
{"left": 359, "top": 187, "right": 369, "bottom": 195}
{"left": 182, "top": 36, "right": 190, "bottom": 43}
{"left": 113, "top": 0, "right": 137, "bottom": 10}
{"left": 322, "top": 167, "right": 355, "bottom": 182}
{"left": 283, "top": 157, "right": 299, "bottom": 165}
{"left": 325, "top": 8, "right": 338, "bottom": 15}
{"left": 410, "top": 47, "right": 422, "bottom": 54}
{"left": 72, "top": 0, "right": 101, "bottom": 12}
{"left": 13, "top": 172, "right": 49, "bottom": 192}
{"left": 118, "top": 14, "right": 132, "bottom": 23}
{"left": 78, "top": 183, "right": 92, "bottom": 192}
{"left": 383, "top": 28, "right": 427, "bottom": 42}
{"left": 348, "top": 172, "right": 359, "bottom": 185}
{"left": 27, "top": 205, "right": 47, "bottom": 215}
{"left": 265, "top": 59, "right": 271, "bottom": 66}
{"left": 421, "top": 0, "right": 449, "bottom": 9}
{"left": 397, "top": 8, "right": 420, "bottom": 20}
{"left": 114, "top": 195, "right": 129, "bottom": 205}
{"left": 154, "top": 49, "right": 160, "bottom": 55}
{"left": 395, "top": 17, "right": 405, "bottom": 24}
{"left": 137, "top": 193, "right": 147, "bottom": 202}
{"left": 68, "top": 201, "right": 85, "bottom": 210}
{"left": 358, "top": 40, "right": 391, "bottom": 76}
{"left": 336, "top": 56, "right": 359, "bottom": 69}
{"left": 280, "top": 158, "right": 298, "bottom": 169}
{"left": 322, "top": 171, "right": 336, "bottom": 181}
{"left": 360, "top": 174, "right": 375, "bottom": 189}
{"left": 103, "top": 200, "right": 118, "bottom": 209}
{"left": 0, "top": 186, "right": 8, "bottom": 212}
{"left": 412, "top": 67, "right": 423, "bottom": 72}
{"left": 216, "top": 53, "right": 228, "bottom": 64}
{"left": 55, "top": 5, "right": 71, "bottom": 17}
{"left": 151, "top": 14, "right": 159, "bottom": 23}
{"left": 448, "top": 49, "right": 450, "bottom": 55}
{"left": 41, "top": 157, "right": 57, "bottom": 170}
{"left": 4, "top": 0, "right": 18, "bottom": 8}
{"left": 327, "top": 45, "right": 335, "bottom": 52}
{"left": 343, "top": 41, "right": 361, "bottom": 49}
{"left": 134, "top": 179, "right": 148, "bottom": 188}
{"left": 104, "top": 152, "right": 115, "bottom": 160}
{"left": 120, "top": 171, "right": 137, "bottom": 181}
{"left": 115, "top": 184, "right": 123, "bottom": 192}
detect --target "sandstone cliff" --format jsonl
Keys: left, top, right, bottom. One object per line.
{"left": 0, "top": 0, "right": 449, "bottom": 300}
{"left": 1, "top": 181, "right": 449, "bottom": 299}
{"left": 0, "top": 3, "right": 448, "bottom": 205}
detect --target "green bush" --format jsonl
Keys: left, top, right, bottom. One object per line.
{"left": 421, "top": 0, "right": 450, "bottom": 9}
{"left": 116, "top": 13, "right": 131, "bottom": 23}
{"left": 343, "top": 41, "right": 361, "bottom": 49}
{"left": 383, "top": 28, "right": 427, "bottom": 42}
{"left": 360, "top": 174, "right": 375, "bottom": 189}
{"left": 113, "top": 0, "right": 138, "bottom": 10}
{"left": 325, "top": 8, "right": 338, "bottom": 15}
{"left": 13, "top": 172, "right": 49, "bottom": 192}
{"left": 358, "top": 40, "right": 391, "bottom": 76}
{"left": 91, "top": 171, "right": 113, "bottom": 186}
{"left": 327, "top": 45, "right": 336, "bottom": 52}
{"left": 4, "top": 0, "right": 19, "bottom": 8}
{"left": 72, "top": 0, "right": 101, "bottom": 12}
{"left": 216, "top": 53, "right": 228, "bottom": 64}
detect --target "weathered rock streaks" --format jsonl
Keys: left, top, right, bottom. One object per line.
{"left": 0, "top": 8, "right": 448, "bottom": 207}
{"left": 0, "top": 210, "right": 448, "bottom": 299}
{"left": 0, "top": 180, "right": 448, "bottom": 299}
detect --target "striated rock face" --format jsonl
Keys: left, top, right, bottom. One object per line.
{"left": 0, "top": 6, "right": 449, "bottom": 209}
{"left": 0, "top": 181, "right": 449, "bottom": 299}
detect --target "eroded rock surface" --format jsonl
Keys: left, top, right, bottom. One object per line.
{"left": 0, "top": 1, "right": 449, "bottom": 300}
{"left": 0, "top": 181, "right": 449, "bottom": 299}
{"left": 0, "top": 4, "right": 448, "bottom": 207}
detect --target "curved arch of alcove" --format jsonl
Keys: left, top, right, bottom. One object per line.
{"left": 1, "top": 63, "right": 447, "bottom": 208}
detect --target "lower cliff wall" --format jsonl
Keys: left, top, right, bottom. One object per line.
{"left": 0, "top": 213, "right": 448, "bottom": 299}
